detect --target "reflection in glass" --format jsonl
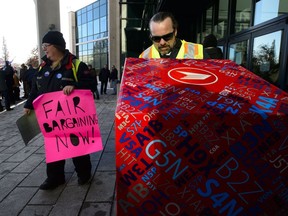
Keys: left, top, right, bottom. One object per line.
{"left": 204, "top": 6, "right": 213, "bottom": 35}
{"left": 228, "top": 40, "right": 248, "bottom": 68}
{"left": 100, "top": 17, "right": 107, "bottom": 32}
{"left": 94, "top": 8, "right": 100, "bottom": 19}
{"left": 82, "top": 23, "right": 87, "bottom": 37}
{"left": 87, "top": 10, "right": 93, "bottom": 22}
{"left": 82, "top": 13, "right": 87, "bottom": 24}
{"left": 94, "top": 19, "right": 100, "bottom": 33}
{"left": 214, "top": 0, "right": 228, "bottom": 39}
{"left": 88, "top": 21, "right": 93, "bottom": 36}
{"left": 100, "top": 4, "right": 107, "bottom": 17}
{"left": 254, "top": 0, "right": 288, "bottom": 25}
{"left": 252, "top": 31, "right": 282, "bottom": 84}
{"left": 235, "top": 0, "right": 252, "bottom": 33}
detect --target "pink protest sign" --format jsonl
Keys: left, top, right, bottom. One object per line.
{"left": 33, "top": 89, "right": 103, "bottom": 163}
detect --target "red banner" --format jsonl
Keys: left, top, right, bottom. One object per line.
{"left": 115, "top": 58, "right": 288, "bottom": 216}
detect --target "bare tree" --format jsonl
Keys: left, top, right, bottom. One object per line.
{"left": 2, "top": 37, "right": 9, "bottom": 62}
{"left": 26, "top": 46, "right": 39, "bottom": 67}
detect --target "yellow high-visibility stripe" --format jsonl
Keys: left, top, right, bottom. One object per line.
{"left": 140, "top": 40, "right": 204, "bottom": 59}
{"left": 38, "top": 59, "right": 81, "bottom": 82}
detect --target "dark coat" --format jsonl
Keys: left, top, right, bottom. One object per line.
{"left": 204, "top": 47, "right": 224, "bottom": 59}
{"left": 0, "top": 69, "right": 8, "bottom": 92}
{"left": 3, "top": 64, "right": 14, "bottom": 88}
{"left": 25, "top": 66, "right": 37, "bottom": 83}
{"left": 99, "top": 67, "right": 110, "bottom": 82}
{"left": 110, "top": 68, "right": 118, "bottom": 81}
{"left": 24, "top": 50, "right": 96, "bottom": 110}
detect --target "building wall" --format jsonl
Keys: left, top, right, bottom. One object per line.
{"left": 108, "top": 0, "right": 120, "bottom": 72}
{"left": 34, "top": 0, "right": 61, "bottom": 60}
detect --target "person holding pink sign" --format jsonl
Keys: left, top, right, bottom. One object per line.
{"left": 23, "top": 31, "right": 96, "bottom": 190}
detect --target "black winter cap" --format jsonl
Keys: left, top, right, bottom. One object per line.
{"left": 42, "top": 31, "right": 66, "bottom": 49}
{"left": 202, "top": 34, "right": 217, "bottom": 48}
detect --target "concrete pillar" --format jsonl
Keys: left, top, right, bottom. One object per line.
{"left": 68, "top": 11, "right": 76, "bottom": 55}
{"left": 108, "top": 0, "right": 120, "bottom": 76}
{"left": 34, "top": 0, "right": 61, "bottom": 62}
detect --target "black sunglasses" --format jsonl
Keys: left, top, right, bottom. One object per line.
{"left": 150, "top": 31, "right": 175, "bottom": 42}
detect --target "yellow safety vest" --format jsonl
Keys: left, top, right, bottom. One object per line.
{"left": 38, "top": 58, "right": 81, "bottom": 82}
{"left": 139, "top": 40, "right": 203, "bottom": 59}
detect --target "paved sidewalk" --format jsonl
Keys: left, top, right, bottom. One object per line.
{"left": 0, "top": 90, "right": 117, "bottom": 216}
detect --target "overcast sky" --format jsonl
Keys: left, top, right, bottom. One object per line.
{"left": 0, "top": 0, "right": 95, "bottom": 65}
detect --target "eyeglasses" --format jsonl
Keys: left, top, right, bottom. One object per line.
{"left": 150, "top": 31, "right": 174, "bottom": 43}
{"left": 42, "top": 43, "right": 52, "bottom": 49}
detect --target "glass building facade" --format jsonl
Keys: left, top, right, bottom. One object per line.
{"left": 75, "top": 0, "right": 108, "bottom": 72}
{"left": 73, "top": 0, "right": 288, "bottom": 91}
{"left": 197, "top": 0, "right": 288, "bottom": 91}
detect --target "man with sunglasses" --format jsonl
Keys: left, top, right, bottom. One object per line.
{"left": 139, "top": 12, "right": 206, "bottom": 59}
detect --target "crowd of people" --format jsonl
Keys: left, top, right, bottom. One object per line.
{"left": 0, "top": 61, "right": 37, "bottom": 112}
{"left": 0, "top": 61, "right": 119, "bottom": 113}
{"left": 1, "top": 12, "right": 224, "bottom": 115}
{"left": 1, "top": 11, "right": 222, "bottom": 189}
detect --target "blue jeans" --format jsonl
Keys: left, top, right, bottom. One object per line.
{"left": 111, "top": 80, "right": 117, "bottom": 94}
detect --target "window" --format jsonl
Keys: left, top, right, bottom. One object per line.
{"left": 254, "top": 0, "right": 288, "bottom": 25}
{"left": 77, "top": 13, "right": 82, "bottom": 25}
{"left": 82, "top": 23, "right": 87, "bottom": 38}
{"left": 88, "top": 21, "right": 93, "bottom": 36}
{"left": 100, "top": 16, "right": 107, "bottom": 33}
{"left": 214, "top": 0, "right": 229, "bottom": 39}
{"left": 81, "top": 13, "right": 87, "bottom": 24}
{"left": 100, "top": 4, "right": 107, "bottom": 17}
{"left": 87, "top": 10, "right": 93, "bottom": 22}
{"left": 76, "top": 0, "right": 108, "bottom": 69}
{"left": 204, "top": 6, "right": 213, "bottom": 35}
{"left": 252, "top": 31, "right": 282, "bottom": 84}
{"left": 94, "top": 8, "right": 100, "bottom": 19}
{"left": 235, "top": 0, "right": 252, "bottom": 33}
{"left": 228, "top": 40, "right": 249, "bottom": 67}
{"left": 94, "top": 19, "right": 100, "bottom": 34}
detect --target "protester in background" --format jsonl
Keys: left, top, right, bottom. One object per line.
{"left": 88, "top": 64, "right": 100, "bottom": 100}
{"left": 24, "top": 31, "right": 96, "bottom": 190}
{"left": 0, "top": 67, "right": 13, "bottom": 111}
{"left": 139, "top": 12, "right": 208, "bottom": 59}
{"left": 0, "top": 68, "right": 7, "bottom": 112}
{"left": 0, "top": 68, "right": 5, "bottom": 111}
{"left": 99, "top": 64, "right": 110, "bottom": 95}
{"left": 110, "top": 65, "right": 118, "bottom": 95}
{"left": 20, "top": 63, "right": 28, "bottom": 98}
{"left": 202, "top": 33, "right": 224, "bottom": 59}
{"left": 13, "top": 70, "right": 21, "bottom": 101}
{"left": 3, "top": 61, "right": 15, "bottom": 106}
{"left": 25, "top": 64, "right": 37, "bottom": 96}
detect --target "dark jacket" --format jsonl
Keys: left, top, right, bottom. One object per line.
{"left": 3, "top": 64, "right": 14, "bottom": 88}
{"left": 99, "top": 67, "right": 110, "bottom": 82}
{"left": 110, "top": 68, "right": 118, "bottom": 81}
{"left": 0, "top": 69, "right": 8, "bottom": 92}
{"left": 25, "top": 66, "right": 37, "bottom": 83}
{"left": 24, "top": 50, "right": 96, "bottom": 110}
{"left": 205, "top": 47, "right": 224, "bottom": 59}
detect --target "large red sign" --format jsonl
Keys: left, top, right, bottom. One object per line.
{"left": 115, "top": 58, "right": 288, "bottom": 216}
